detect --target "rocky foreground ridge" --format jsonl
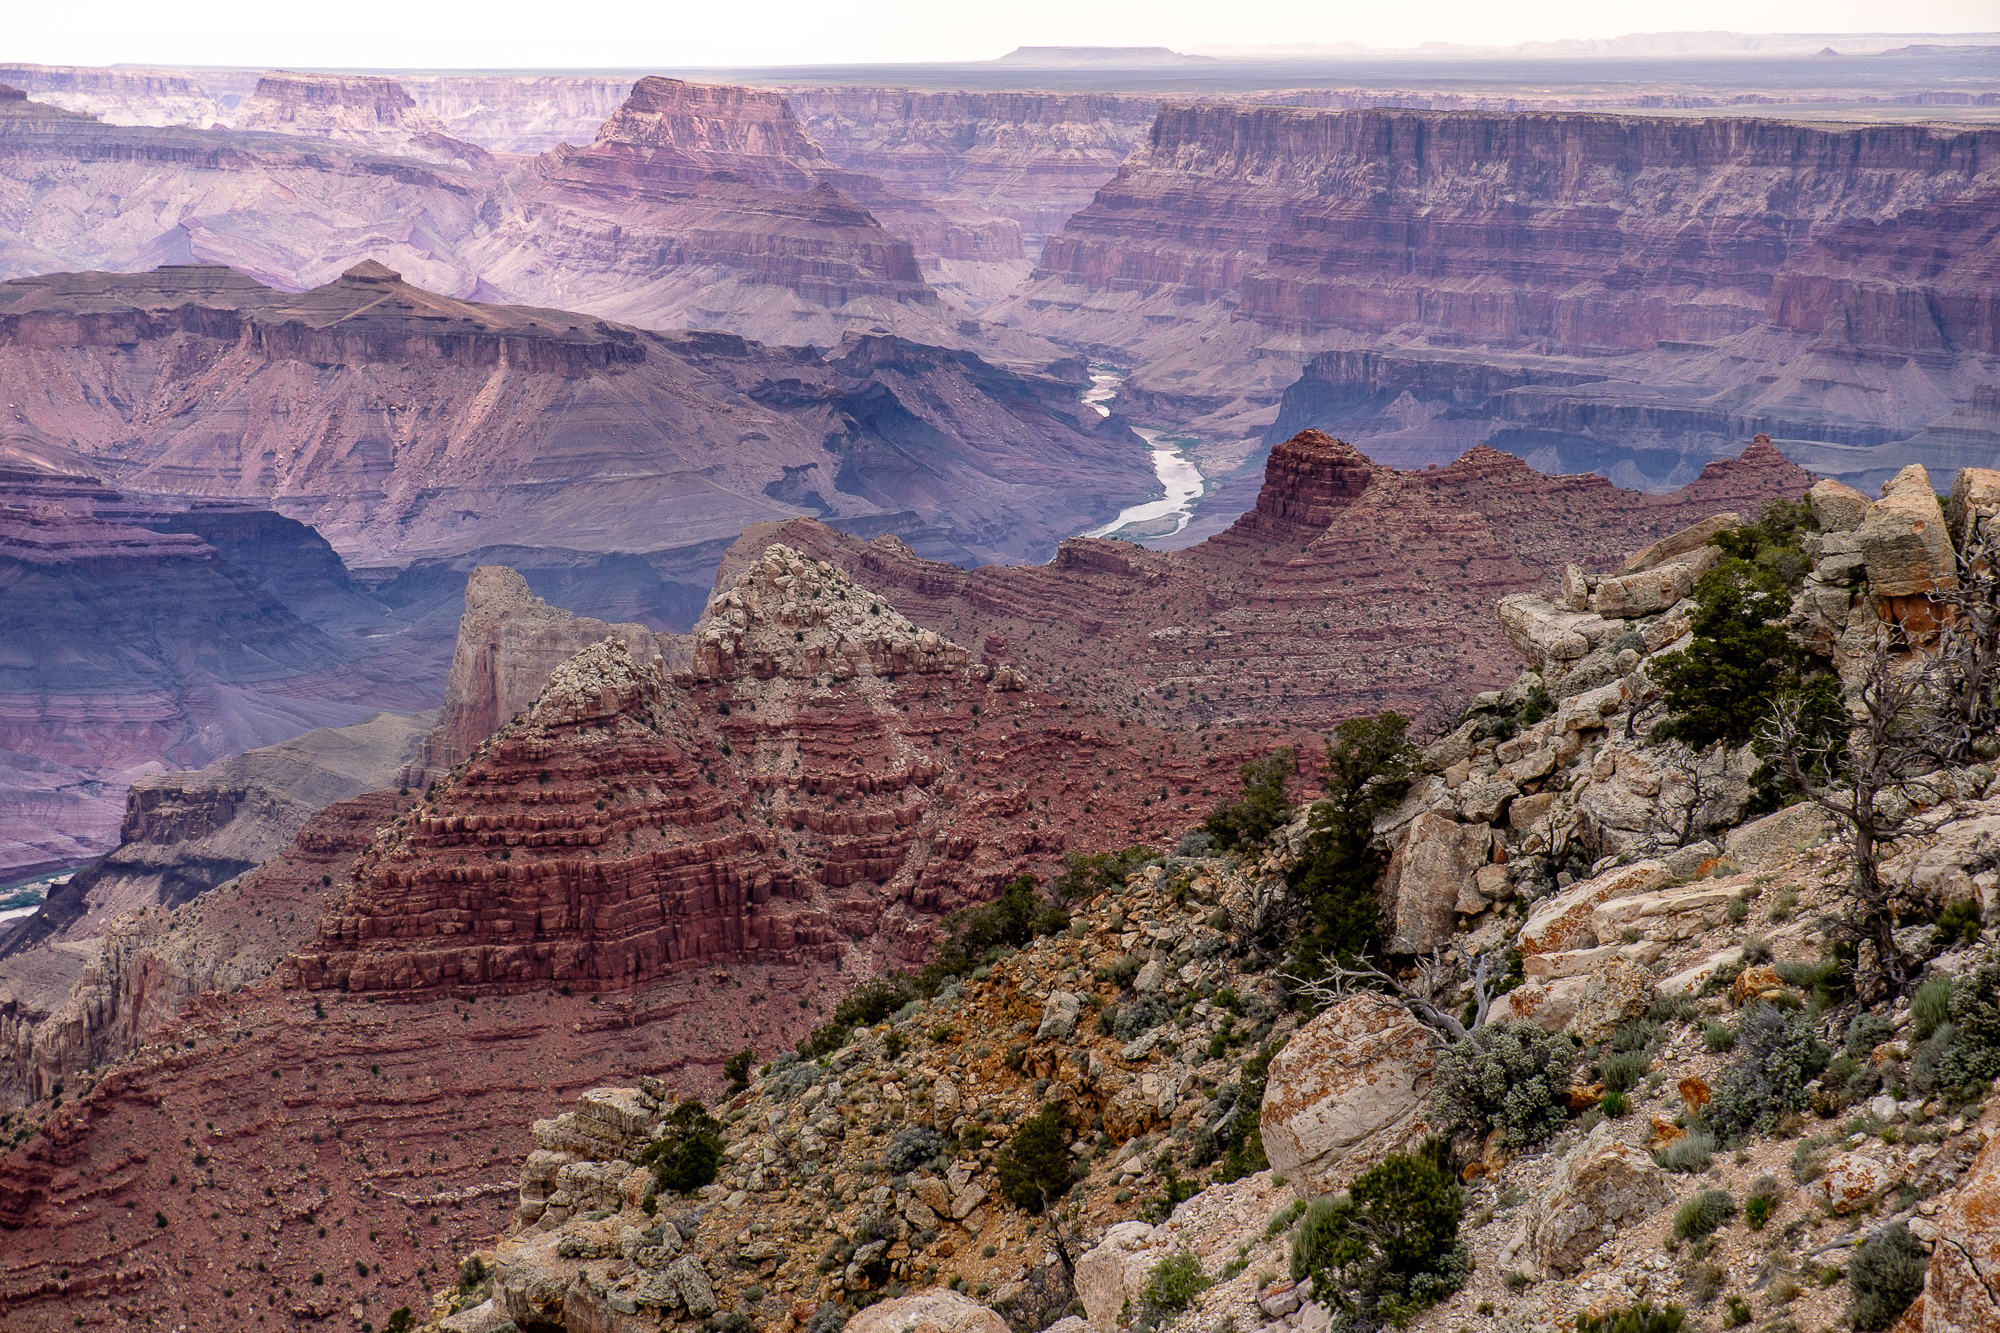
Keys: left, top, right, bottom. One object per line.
{"left": 413, "top": 461, "right": 2000, "bottom": 1333}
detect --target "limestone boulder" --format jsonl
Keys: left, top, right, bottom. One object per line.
{"left": 1381, "top": 812, "right": 1492, "bottom": 954}
{"left": 1260, "top": 991, "right": 1434, "bottom": 1195}
{"left": 1858, "top": 465, "right": 1958, "bottom": 598}
{"left": 1568, "top": 959, "right": 1658, "bottom": 1043}
{"left": 847, "top": 1288, "right": 1011, "bottom": 1333}
{"left": 1500, "top": 975, "right": 1590, "bottom": 1033}
{"left": 1617, "top": 513, "right": 1743, "bottom": 575}
{"left": 1723, "top": 803, "right": 1832, "bottom": 873}
{"left": 1591, "top": 546, "right": 1724, "bottom": 618}
{"left": 1518, "top": 861, "right": 1672, "bottom": 955}
{"left": 1591, "top": 883, "right": 1743, "bottom": 944}
{"left": 1809, "top": 477, "right": 1874, "bottom": 534}
{"left": 1037, "top": 991, "right": 1082, "bottom": 1041}
{"left": 1813, "top": 1150, "right": 1901, "bottom": 1215}
{"left": 1074, "top": 1221, "right": 1156, "bottom": 1330}
{"left": 1530, "top": 1122, "right": 1676, "bottom": 1274}
{"left": 1911, "top": 1130, "right": 2000, "bottom": 1333}
{"left": 1497, "top": 595, "right": 1622, "bottom": 674}
{"left": 1949, "top": 467, "right": 2000, "bottom": 548}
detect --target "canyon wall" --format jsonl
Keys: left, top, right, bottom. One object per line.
{"left": 786, "top": 88, "right": 1160, "bottom": 245}
{"left": 0, "top": 77, "right": 1037, "bottom": 356}
{"left": 0, "top": 262, "right": 1147, "bottom": 571}
{"left": 1006, "top": 107, "right": 2000, "bottom": 489}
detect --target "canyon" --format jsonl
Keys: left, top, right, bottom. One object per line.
{"left": 1006, "top": 107, "right": 2000, "bottom": 496}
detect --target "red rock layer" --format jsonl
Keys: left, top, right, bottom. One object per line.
{"left": 758, "top": 432, "right": 1816, "bottom": 729}
{"left": 298, "top": 598, "right": 1300, "bottom": 996}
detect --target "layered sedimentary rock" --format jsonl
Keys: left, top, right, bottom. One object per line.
{"left": 0, "top": 79, "right": 1033, "bottom": 354}
{"left": 396, "top": 74, "right": 636, "bottom": 154}
{"left": 409, "top": 566, "right": 686, "bottom": 784}
{"left": 786, "top": 89, "right": 1159, "bottom": 245}
{"left": 297, "top": 545, "right": 1279, "bottom": 995}
{"left": 231, "top": 71, "right": 493, "bottom": 168}
{"left": 0, "top": 262, "right": 1146, "bottom": 569}
{"left": 756, "top": 430, "right": 1813, "bottom": 731}
{"left": 0, "top": 454, "right": 442, "bottom": 875}
{"left": 0, "top": 63, "right": 224, "bottom": 126}
{"left": 1009, "top": 107, "right": 2000, "bottom": 486}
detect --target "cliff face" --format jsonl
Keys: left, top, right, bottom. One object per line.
{"left": 0, "top": 264, "right": 1147, "bottom": 570}
{"left": 396, "top": 74, "right": 636, "bottom": 154}
{"left": 230, "top": 72, "right": 495, "bottom": 170}
{"left": 410, "top": 566, "right": 686, "bottom": 785}
{"left": 759, "top": 431, "right": 1815, "bottom": 733}
{"left": 1006, "top": 107, "right": 2000, "bottom": 482}
{"left": 786, "top": 88, "right": 1160, "bottom": 244}
{"left": 0, "top": 63, "right": 222, "bottom": 126}
{"left": 0, "top": 80, "right": 1027, "bottom": 355}
{"left": 297, "top": 545, "right": 1270, "bottom": 996}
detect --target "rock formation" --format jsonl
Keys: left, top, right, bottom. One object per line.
{"left": 0, "top": 262, "right": 1147, "bottom": 570}
{"left": 749, "top": 430, "right": 1814, "bottom": 733}
{"left": 232, "top": 71, "right": 493, "bottom": 168}
{"left": 0, "top": 452, "right": 443, "bottom": 877}
{"left": 0, "top": 80, "right": 1037, "bottom": 356}
{"left": 296, "top": 545, "right": 1291, "bottom": 996}
{"left": 408, "top": 566, "right": 684, "bottom": 785}
{"left": 1006, "top": 107, "right": 2000, "bottom": 485}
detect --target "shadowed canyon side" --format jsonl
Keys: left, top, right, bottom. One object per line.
{"left": 0, "top": 262, "right": 1151, "bottom": 570}
{"left": 751, "top": 430, "right": 1816, "bottom": 730}
{"left": 0, "top": 548, "right": 1307, "bottom": 1330}
{"left": 0, "top": 449, "right": 448, "bottom": 880}
{"left": 1004, "top": 107, "right": 2000, "bottom": 491}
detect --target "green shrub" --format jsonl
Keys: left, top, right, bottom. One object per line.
{"left": 1723, "top": 1294, "right": 1753, "bottom": 1328}
{"left": 1744, "top": 1175, "right": 1782, "bottom": 1233}
{"left": 1289, "top": 1145, "right": 1467, "bottom": 1327}
{"left": 1281, "top": 715, "right": 1417, "bottom": 970}
{"left": 883, "top": 1127, "right": 947, "bottom": 1175}
{"left": 1651, "top": 554, "right": 1815, "bottom": 752}
{"left": 1849, "top": 1223, "right": 1927, "bottom": 1331}
{"left": 1705, "top": 1004, "right": 1829, "bottom": 1145}
{"left": 1599, "top": 1049, "right": 1651, "bottom": 1096}
{"left": 913, "top": 875, "right": 1070, "bottom": 995}
{"left": 1934, "top": 899, "right": 1983, "bottom": 951}
{"left": 1573, "top": 1301, "right": 1685, "bottom": 1333}
{"left": 1673, "top": 1190, "right": 1736, "bottom": 1241}
{"left": 994, "top": 1104, "right": 1074, "bottom": 1213}
{"left": 1654, "top": 1131, "right": 1715, "bottom": 1174}
{"left": 723, "top": 1048, "right": 756, "bottom": 1092}
{"left": 638, "top": 1100, "right": 724, "bottom": 1196}
{"left": 1914, "top": 975, "right": 1954, "bottom": 1040}
{"left": 1846, "top": 1012, "right": 1895, "bottom": 1059}
{"left": 1203, "top": 749, "right": 1296, "bottom": 851}
{"left": 1209, "top": 1043, "right": 1278, "bottom": 1183}
{"left": 1936, "top": 962, "right": 2000, "bottom": 1097}
{"left": 1054, "top": 847, "right": 1157, "bottom": 905}
{"left": 1429, "top": 1023, "right": 1578, "bottom": 1148}
{"left": 1141, "top": 1252, "right": 1210, "bottom": 1315}
{"left": 1704, "top": 1022, "right": 1736, "bottom": 1053}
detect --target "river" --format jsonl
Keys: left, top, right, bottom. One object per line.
{"left": 1079, "top": 364, "right": 1204, "bottom": 541}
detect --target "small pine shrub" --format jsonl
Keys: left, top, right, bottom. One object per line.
{"left": 1141, "top": 1253, "right": 1211, "bottom": 1316}
{"left": 638, "top": 1100, "right": 724, "bottom": 1196}
{"left": 994, "top": 1104, "right": 1075, "bottom": 1213}
{"left": 1937, "top": 962, "right": 2000, "bottom": 1097}
{"left": 1933, "top": 898, "right": 1982, "bottom": 950}
{"left": 1849, "top": 1223, "right": 1927, "bottom": 1331}
{"left": 723, "top": 1048, "right": 756, "bottom": 1092}
{"left": 1289, "top": 1144, "right": 1468, "bottom": 1327}
{"left": 1573, "top": 1302, "right": 1685, "bottom": 1333}
{"left": 1673, "top": 1190, "right": 1735, "bottom": 1241}
{"left": 1202, "top": 749, "right": 1296, "bottom": 851}
{"left": 1429, "top": 1022, "right": 1578, "bottom": 1148}
{"left": 1846, "top": 1012, "right": 1894, "bottom": 1059}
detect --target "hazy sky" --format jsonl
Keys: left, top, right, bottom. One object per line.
{"left": 10, "top": 0, "right": 1999, "bottom": 68}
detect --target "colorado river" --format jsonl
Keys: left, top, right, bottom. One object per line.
{"left": 1079, "top": 364, "right": 1204, "bottom": 540}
